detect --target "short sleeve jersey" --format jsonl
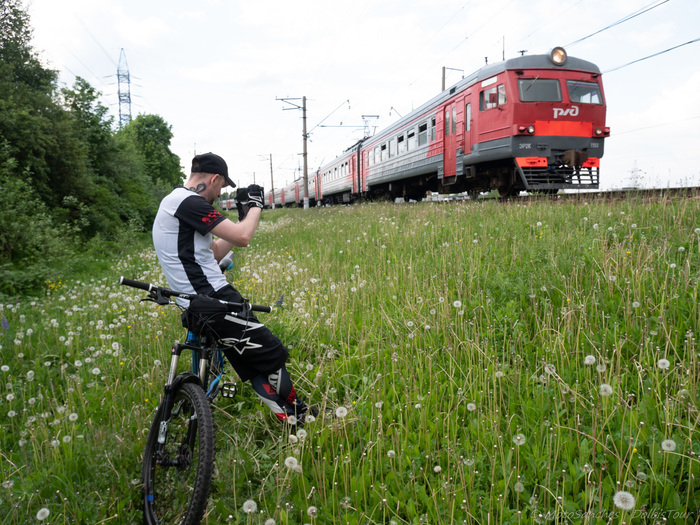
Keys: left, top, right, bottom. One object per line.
{"left": 152, "top": 187, "right": 228, "bottom": 300}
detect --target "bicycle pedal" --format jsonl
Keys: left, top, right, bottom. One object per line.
{"left": 221, "top": 382, "right": 238, "bottom": 399}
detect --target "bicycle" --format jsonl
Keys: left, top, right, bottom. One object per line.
{"left": 119, "top": 276, "right": 271, "bottom": 525}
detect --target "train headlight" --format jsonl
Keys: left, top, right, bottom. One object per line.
{"left": 550, "top": 47, "right": 567, "bottom": 66}
{"left": 595, "top": 128, "right": 603, "bottom": 136}
{"left": 527, "top": 125, "right": 535, "bottom": 134}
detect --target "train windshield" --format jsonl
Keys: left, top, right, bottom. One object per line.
{"left": 518, "top": 79, "right": 562, "bottom": 102}
{"left": 566, "top": 80, "right": 603, "bottom": 104}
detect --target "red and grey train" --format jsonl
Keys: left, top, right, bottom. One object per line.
{"left": 267, "top": 46, "right": 609, "bottom": 206}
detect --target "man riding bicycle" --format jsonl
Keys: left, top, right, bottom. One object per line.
{"left": 152, "top": 152, "right": 311, "bottom": 427}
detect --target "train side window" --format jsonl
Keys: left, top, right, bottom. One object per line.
{"left": 380, "top": 143, "right": 387, "bottom": 161}
{"left": 465, "top": 103, "right": 471, "bottom": 131}
{"left": 566, "top": 80, "right": 602, "bottom": 104}
{"left": 407, "top": 129, "right": 416, "bottom": 150}
{"left": 389, "top": 138, "right": 396, "bottom": 158}
{"left": 397, "top": 134, "right": 405, "bottom": 154}
{"left": 519, "top": 78, "right": 562, "bottom": 102}
{"left": 374, "top": 146, "right": 379, "bottom": 164}
{"left": 418, "top": 123, "right": 428, "bottom": 146}
{"left": 498, "top": 85, "right": 506, "bottom": 106}
{"left": 452, "top": 106, "right": 457, "bottom": 134}
{"left": 445, "top": 108, "right": 450, "bottom": 136}
{"left": 430, "top": 117, "right": 436, "bottom": 141}
{"left": 480, "top": 84, "right": 507, "bottom": 110}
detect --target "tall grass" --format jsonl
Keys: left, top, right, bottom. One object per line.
{"left": 1, "top": 193, "right": 699, "bottom": 524}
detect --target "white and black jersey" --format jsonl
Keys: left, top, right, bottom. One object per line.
{"left": 151, "top": 184, "right": 303, "bottom": 416}
{"left": 153, "top": 187, "right": 227, "bottom": 303}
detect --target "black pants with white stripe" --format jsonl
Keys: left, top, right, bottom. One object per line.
{"left": 210, "top": 285, "right": 307, "bottom": 423}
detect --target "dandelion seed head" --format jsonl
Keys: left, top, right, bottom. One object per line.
{"left": 467, "top": 403, "right": 476, "bottom": 412}
{"left": 387, "top": 450, "right": 396, "bottom": 458}
{"left": 613, "top": 490, "right": 636, "bottom": 511}
{"left": 335, "top": 406, "right": 348, "bottom": 418}
{"left": 514, "top": 481, "right": 525, "bottom": 493}
{"left": 584, "top": 355, "right": 596, "bottom": 365}
{"left": 36, "top": 508, "right": 50, "bottom": 520}
{"left": 433, "top": 465, "right": 442, "bottom": 473}
{"left": 599, "top": 384, "right": 613, "bottom": 397}
{"left": 307, "top": 506, "right": 318, "bottom": 518}
{"left": 661, "top": 439, "right": 676, "bottom": 452}
{"left": 242, "top": 499, "right": 257, "bottom": 514}
{"left": 513, "top": 433, "right": 527, "bottom": 446}
{"left": 284, "top": 456, "right": 299, "bottom": 469}
{"left": 657, "top": 358, "right": 670, "bottom": 370}
{"left": 452, "top": 300, "right": 462, "bottom": 308}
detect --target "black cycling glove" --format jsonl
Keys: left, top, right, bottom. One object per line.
{"left": 235, "top": 185, "right": 265, "bottom": 221}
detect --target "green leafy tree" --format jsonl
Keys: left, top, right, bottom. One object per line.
{"left": 120, "top": 113, "right": 183, "bottom": 188}
{"left": 0, "top": 0, "right": 64, "bottom": 203}
{"left": 0, "top": 0, "right": 180, "bottom": 294}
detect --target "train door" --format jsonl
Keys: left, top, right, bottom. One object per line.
{"left": 464, "top": 101, "right": 472, "bottom": 154}
{"left": 359, "top": 149, "right": 367, "bottom": 194}
{"left": 443, "top": 103, "right": 457, "bottom": 177}
{"left": 315, "top": 171, "right": 322, "bottom": 201}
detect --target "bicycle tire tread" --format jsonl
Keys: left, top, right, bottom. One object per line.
{"left": 142, "top": 381, "right": 216, "bottom": 525}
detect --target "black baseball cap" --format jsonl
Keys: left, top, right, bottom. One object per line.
{"left": 191, "top": 152, "right": 235, "bottom": 188}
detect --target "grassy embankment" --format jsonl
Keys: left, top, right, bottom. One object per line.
{"left": 1, "top": 193, "right": 699, "bottom": 524}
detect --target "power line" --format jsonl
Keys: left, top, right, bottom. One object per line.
{"left": 76, "top": 16, "right": 118, "bottom": 68}
{"left": 409, "top": 0, "right": 518, "bottom": 86}
{"left": 604, "top": 37, "right": 700, "bottom": 73}
{"left": 566, "top": 0, "right": 670, "bottom": 47}
{"left": 615, "top": 115, "right": 700, "bottom": 136}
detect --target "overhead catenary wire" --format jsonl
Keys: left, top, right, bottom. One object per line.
{"left": 604, "top": 37, "right": 700, "bottom": 73}
{"left": 565, "top": 0, "right": 670, "bottom": 47}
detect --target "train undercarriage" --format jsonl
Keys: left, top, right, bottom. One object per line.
{"left": 306, "top": 154, "right": 599, "bottom": 206}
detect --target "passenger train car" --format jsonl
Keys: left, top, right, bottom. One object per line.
{"left": 271, "top": 47, "right": 608, "bottom": 206}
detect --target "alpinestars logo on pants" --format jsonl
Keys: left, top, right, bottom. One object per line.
{"left": 219, "top": 337, "right": 262, "bottom": 355}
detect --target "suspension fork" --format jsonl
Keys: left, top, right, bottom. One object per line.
{"left": 155, "top": 336, "right": 206, "bottom": 452}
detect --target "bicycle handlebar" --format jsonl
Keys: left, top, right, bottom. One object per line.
{"left": 118, "top": 276, "right": 272, "bottom": 313}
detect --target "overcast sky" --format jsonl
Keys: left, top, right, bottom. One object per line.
{"left": 27, "top": 0, "right": 700, "bottom": 191}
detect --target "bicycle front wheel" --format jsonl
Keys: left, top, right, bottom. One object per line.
{"left": 142, "top": 381, "right": 215, "bottom": 525}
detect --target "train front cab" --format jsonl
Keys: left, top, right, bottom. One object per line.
{"left": 443, "top": 47, "right": 609, "bottom": 196}
{"left": 510, "top": 51, "right": 608, "bottom": 193}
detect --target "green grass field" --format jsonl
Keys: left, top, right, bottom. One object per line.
{"left": 1, "top": 194, "right": 699, "bottom": 524}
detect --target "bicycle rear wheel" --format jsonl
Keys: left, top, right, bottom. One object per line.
{"left": 142, "top": 382, "right": 215, "bottom": 525}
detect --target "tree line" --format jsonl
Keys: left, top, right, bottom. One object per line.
{"left": 0, "top": 0, "right": 183, "bottom": 296}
